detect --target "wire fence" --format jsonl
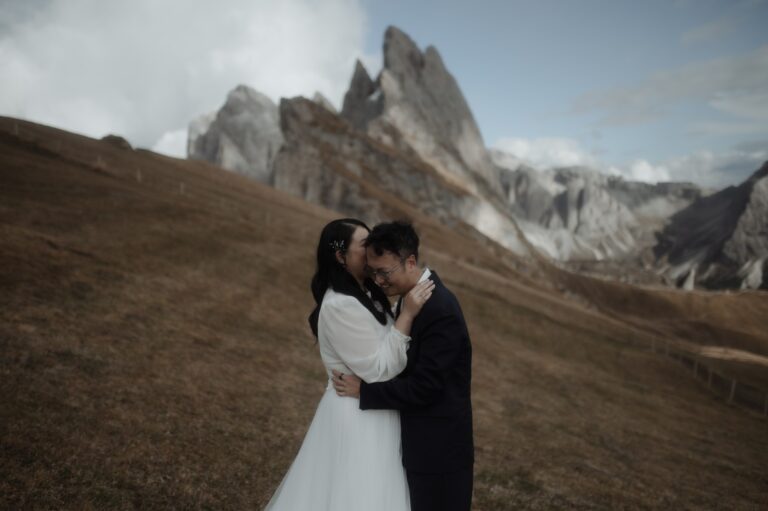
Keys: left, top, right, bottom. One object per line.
{"left": 548, "top": 268, "right": 768, "bottom": 420}
{"left": 646, "top": 336, "right": 768, "bottom": 418}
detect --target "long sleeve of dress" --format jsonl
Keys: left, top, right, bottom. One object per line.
{"left": 318, "top": 294, "right": 411, "bottom": 384}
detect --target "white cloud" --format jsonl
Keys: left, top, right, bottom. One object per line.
{"left": 492, "top": 137, "right": 766, "bottom": 187}
{"left": 625, "top": 159, "right": 671, "bottom": 183}
{"left": 493, "top": 137, "right": 671, "bottom": 184}
{"left": 492, "top": 137, "right": 601, "bottom": 170}
{"left": 610, "top": 149, "right": 767, "bottom": 188}
{"left": 0, "top": 0, "right": 371, "bottom": 152}
{"left": 662, "top": 148, "right": 767, "bottom": 188}
{"left": 152, "top": 128, "right": 187, "bottom": 158}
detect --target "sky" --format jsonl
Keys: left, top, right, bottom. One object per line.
{"left": 1, "top": 0, "right": 767, "bottom": 188}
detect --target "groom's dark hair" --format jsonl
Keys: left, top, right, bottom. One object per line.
{"left": 364, "top": 221, "right": 419, "bottom": 261}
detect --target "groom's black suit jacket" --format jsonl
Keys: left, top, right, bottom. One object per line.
{"left": 359, "top": 271, "right": 474, "bottom": 474}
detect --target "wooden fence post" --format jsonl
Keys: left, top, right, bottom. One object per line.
{"left": 729, "top": 380, "right": 737, "bottom": 404}
{"left": 13, "top": 123, "right": 19, "bottom": 136}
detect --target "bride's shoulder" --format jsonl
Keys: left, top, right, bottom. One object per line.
{"left": 320, "top": 290, "right": 369, "bottom": 324}
{"left": 321, "top": 288, "right": 359, "bottom": 309}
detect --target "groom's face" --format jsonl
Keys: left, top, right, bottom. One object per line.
{"left": 365, "top": 248, "right": 417, "bottom": 297}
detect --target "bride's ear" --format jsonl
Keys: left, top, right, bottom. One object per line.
{"left": 335, "top": 250, "right": 346, "bottom": 267}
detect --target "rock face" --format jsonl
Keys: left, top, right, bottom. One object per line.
{"left": 187, "top": 85, "right": 283, "bottom": 183}
{"left": 272, "top": 97, "right": 530, "bottom": 256}
{"left": 491, "top": 149, "right": 703, "bottom": 261}
{"left": 184, "top": 29, "right": 529, "bottom": 257}
{"left": 324, "top": 25, "right": 537, "bottom": 256}
{"left": 654, "top": 161, "right": 768, "bottom": 289}
{"left": 311, "top": 92, "right": 337, "bottom": 113}
{"left": 101, "top": 134, "right": 132, "bottom": 151}
{"left": 341, "top": 61, "right": 382, "bottom": 131}
{"left": 187, "top": 112, "right": 216, "bottom": 156}
{"left": 341, "top": 26, "right": 498, "bottom": 193}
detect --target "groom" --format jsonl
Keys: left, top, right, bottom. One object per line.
{"left": 332, "top": 221, "right": 474, "bottom": 511}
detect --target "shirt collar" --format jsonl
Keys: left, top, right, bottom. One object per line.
{"left": 418, "top": 267, "right": 431, "bottom": 283}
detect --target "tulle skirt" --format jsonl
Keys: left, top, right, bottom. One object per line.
{"left": 264, "top": 382, "right": 410, "bottom": 510}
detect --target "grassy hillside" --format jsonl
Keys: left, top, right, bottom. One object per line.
{"left": 1, "top": 117, "right": 767, "bottom": 510}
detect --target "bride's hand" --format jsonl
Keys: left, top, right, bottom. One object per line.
{"left": 402, "top": 280, "right": 435, "bottom": 318}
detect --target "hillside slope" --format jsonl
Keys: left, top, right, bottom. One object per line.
{"left": 1, "top": 117, "right": 767, "bottom": 510}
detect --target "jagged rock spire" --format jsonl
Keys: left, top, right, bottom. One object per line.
{"left": 341, "top": 60, "right": 382, "bottom": 130}
{"left": 340, "top": 26, "right": 498, "bottom": 192}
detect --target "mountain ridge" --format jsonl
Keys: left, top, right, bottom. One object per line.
{"left": 184, "top": 26, "right": 766, "bottom": 290}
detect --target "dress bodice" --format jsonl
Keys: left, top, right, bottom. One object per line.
{"left": 317, "top": 288, "right": 410, "bottom": 384}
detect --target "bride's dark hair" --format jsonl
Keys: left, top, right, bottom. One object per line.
{"left": 308, "top": 218, "right": 393, "bottom": 338}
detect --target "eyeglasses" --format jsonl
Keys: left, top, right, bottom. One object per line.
{"left": 365, "top": 261, "right": 403, "bottom": 281}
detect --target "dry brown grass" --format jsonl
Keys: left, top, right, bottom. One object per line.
{"left": 1, "top": 117, "right": 767, "bottom": 510}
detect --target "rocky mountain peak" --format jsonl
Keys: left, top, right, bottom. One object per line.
{"left": 311, "top": 92, "right": 337, "bottom": 113}
{"left": 383, "top": 26, "right": 425, "bottom": 75}
{"left": 747, "top": 159, "right": 768, "bottom": 181}
{"left": 341, "top": 26, "right": 499, "bottom": 192}
{"left": 341, "top": 60, "right": 381, "bottom": 131}
{"left": 272, "top": 95, "right": 530, "bottom": 257}
{"left": 722, "top": 161, "right": 768, "bottom": 265}
{"left": 654, "top": 160, "right": 768, "bottom": 289}
{"left": 187, "top": 84, "right": 283, "bottom": 183}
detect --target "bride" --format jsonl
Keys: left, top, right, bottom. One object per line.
{"left": 264, "top": 218, "right": 434, "bottom": 510}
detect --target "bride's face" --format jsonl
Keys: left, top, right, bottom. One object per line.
{"left": 339, "top": 226, "right": 369, "bottom": 282}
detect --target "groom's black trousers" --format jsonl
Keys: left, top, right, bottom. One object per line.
{"left": 406, "top": 466, "right": 473, "bottom": 511}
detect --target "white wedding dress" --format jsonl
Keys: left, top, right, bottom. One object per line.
{"left": 264, "top": 287, "right": 411, "bottom": 511}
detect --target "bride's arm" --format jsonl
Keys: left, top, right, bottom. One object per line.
{"left": 319, "top": 296, "right": 411, "bottom": 384}
{"left": 392, "top": 307, "right": 416, "bottom": 339}
{"left": 385, "top": 279, "right": 434, "bottom": 339}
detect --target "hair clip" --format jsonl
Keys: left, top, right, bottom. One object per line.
{"left": 330, "top": 240, "right": 346, "bottom": 252}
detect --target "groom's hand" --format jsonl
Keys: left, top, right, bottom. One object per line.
{"left": 332, "top": 370, "right": 361, "bottom": 398}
